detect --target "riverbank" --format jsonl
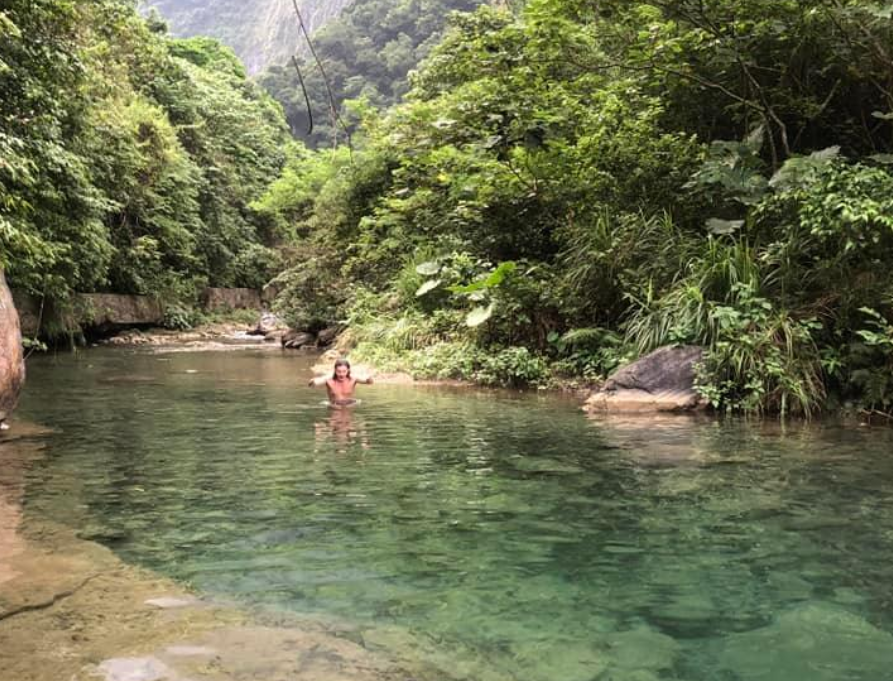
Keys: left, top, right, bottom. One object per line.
{"left": 0, "top": 422, "right": 416, "bottom": 681}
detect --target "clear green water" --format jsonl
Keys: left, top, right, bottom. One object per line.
{"left": 14, "top": 349, "right": 893, "bottom": 680}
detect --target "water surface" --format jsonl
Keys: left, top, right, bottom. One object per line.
{"left": 15, "top": 349, "right": 893, "bottom": 680}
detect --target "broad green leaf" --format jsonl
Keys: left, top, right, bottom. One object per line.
{"left": 706, "top": 218, "right": 744, "bottom": 235}
{"left": 466, "top": 303, "right": 495, "bottom": 327}
{"left": 415, "top": 261, "right": 441, "bottom": 276}
{"left": 415, "top": 279, "right": 442, "bottom": 297}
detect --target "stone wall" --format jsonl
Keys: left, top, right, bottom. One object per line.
{"left": 11, "top": 291, "right": 163, "bottom": 336}
{"left": 79, "top": 293, "right": 163, "bottom": 328}
{"left": 0, "top": 271, "right": 25, "bottom": 425}
{"left": 202, "top": 287, "right": 263, "bottom": 311}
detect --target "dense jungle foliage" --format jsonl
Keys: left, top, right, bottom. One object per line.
{"left": 259, "top": 0, "right": 486, "bottom": 147}
{"left": 0, "top": 0, "right": 289, "bottom": 321}
{"left": 256, "top": 0, "right": 893, "bottom": 414}
{"left": 5, "top": 0, "right": 893, "bottom": 415}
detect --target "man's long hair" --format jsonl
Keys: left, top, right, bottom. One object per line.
{"left": 333, "top": 358, "right": 351, "bottom": 378}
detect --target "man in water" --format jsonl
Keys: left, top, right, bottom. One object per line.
{"left": 308, "top": 358, "right": 373, "bottom": 407}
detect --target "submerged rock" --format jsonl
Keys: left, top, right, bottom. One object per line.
{"left": 718, "top": 601, "right": 893, "bottom": 680}
{"left": 584, "top": 345, "right": 704, "bottom": 413}
{"left": 98, "top": 657, "right": 171, "bottom": 681}
{"left": 0, "top": 270, "right": 25, "bottom": 427}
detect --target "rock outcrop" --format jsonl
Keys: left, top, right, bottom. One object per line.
{"left": 0, "top": 271, "right": 25, "bottom": 427}
{"left": 142, "top": 0, "right": 353, "bottom": 75}
{"left": 281, "top": 330, "right": 315, "bottom": 349}
{"left": 584, "top": 345, "right": 705, "bottom": 413}
{"left": 202, "top": 287, "right": 262, "bottom": 312}
{"left": 80, "top": 293, "right": 164, "bottom": 330}
{"left": 12, "top": 291, "right": 164, "bottom": 337}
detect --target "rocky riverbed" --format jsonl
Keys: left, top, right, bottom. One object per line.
{"left": 0, "top": 422, "right": 415, "bottom": 681}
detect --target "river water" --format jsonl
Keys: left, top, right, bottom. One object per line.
{"left": 13, "top": 348, "right": 893, "bottom": 680}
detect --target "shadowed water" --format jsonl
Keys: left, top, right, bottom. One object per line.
{"left": 15, "top": 349, "right": 893, "bottom": 680}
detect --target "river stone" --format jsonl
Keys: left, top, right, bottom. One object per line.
{"left": 281, "top": 330, "right": 315, "bottom": 349}
{"left": 97, "top": 657, "right": 172, "bottom": 681}
{"left": 0, "top": 270, "right": 25, "bottom": 426}
{"left": 584, "top": 345, "right": 704, "bottom": 413}
{"left": 317, "top": 326, "right": 340, "bottom": 346}
{"left": 718, "top": 601, "right": 893, "bottom": 680}
{"left": 603, "top": 624, "right": 679, "bottom": 673}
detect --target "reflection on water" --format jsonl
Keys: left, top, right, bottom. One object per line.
{"left": 13, "top": 349, "right": 893, "bottom": 681}
{"left": 315, "top": 406, "right": 371, "bottom": 453}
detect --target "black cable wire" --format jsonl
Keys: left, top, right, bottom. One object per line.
{"left": 289, "top": 0, "right": 353, "bottom": 153}
{"left": 290, "top": 55, "right": 314, "bottom": 136}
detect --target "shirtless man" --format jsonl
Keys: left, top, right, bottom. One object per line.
{"left": 308, "top": 358, "right": 373, "bottom": 407}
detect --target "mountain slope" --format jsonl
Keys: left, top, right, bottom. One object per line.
{"left": 140, "top": 0, "right": 350, "bottom": 74}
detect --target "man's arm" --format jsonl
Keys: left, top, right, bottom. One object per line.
{"left": 308, "top": 376, "right": 328, "bottom": 387}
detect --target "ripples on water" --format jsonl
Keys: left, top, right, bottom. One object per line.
{"left": 16, "top": 349, "right": 893, "bottom": 680}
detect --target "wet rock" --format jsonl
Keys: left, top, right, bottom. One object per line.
{"left": 603, "top": 625, "right": 679, "bottom": 673}
{"left": 316, "top": 326, "right": 341, "bottom": 347}
{"left": 718, "top": 601, "right": 893, "bottom": 680}
{"left": 0, "top": 270, "right": 25, "bottom": 427}
{"left": 584, "top": 345, "right": 705, "bottom": 413}
{"left": 248, "top": 311, "right": 287, "bottom": 338}
{"left": 98, "top": 657, "right": 171, "bottom": 681}
{"left": 281, "top": 330, "right": 315, "bottom": 349}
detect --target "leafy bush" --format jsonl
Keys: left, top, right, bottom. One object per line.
{"left": 694, "top": 284, "right": 825, "bottom": 415}
{"left": 271, "top": 255, "right": 348, "bottom": 332}
{"left": 475, "top": 346, "right": 549, "bottom": 387}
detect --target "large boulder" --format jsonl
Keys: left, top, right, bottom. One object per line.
{"left": 80, "top": 293, "right": 163, "bottom": 330}
{"left": 0, "top": 271, "right": 25, "bottom": 427}
{"left": 12, "top": 291, "right": 162, "bottom": 336}
{"left": 584, "top": 345, "right": 705, "bottom": 413}
{"left": 280, "top": 330, "right": 315, "bottom": 349}
{"left": 9, "top": 290, "right": 41, "bottom": 337}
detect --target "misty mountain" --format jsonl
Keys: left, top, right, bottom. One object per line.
{"left": 140, "top": 0, "right": 351, "bottom": 74}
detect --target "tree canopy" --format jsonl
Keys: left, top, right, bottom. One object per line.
{"left": 256, "top": 0, "right": 893, "bottom": 414}
{"left": 0, "top": 0, "right": 290, "bottom": 307}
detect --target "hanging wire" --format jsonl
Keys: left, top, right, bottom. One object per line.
{"left": 289, "top": 0, "right": 353, "bottom": 154}
{"left": 290, "top": 55, "right": 314, "bottom": 136}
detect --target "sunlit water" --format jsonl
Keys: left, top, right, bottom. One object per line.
{"left": 13, "top": 349, "right": 893, "bottom": 680}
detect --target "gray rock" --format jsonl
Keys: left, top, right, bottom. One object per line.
{"left": 316, "top": 326, "right": 340, "bottom": 346}
{"left": 80, "top": 293, "right": 164, "bottom": 329}
{"left": 584, "top": 345, "right": 705, "bottom": 413}
{"left": 281, "top": 330, "right": 315, "bottom": 349}
{"left": 248, "top": 311, "right": 286, "bottom": 336}
{"left": 0, "top": 270, "right": 25, "bottom": 425}
{"left": 719, "top": 601, "right": 893, "bottom": 680}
